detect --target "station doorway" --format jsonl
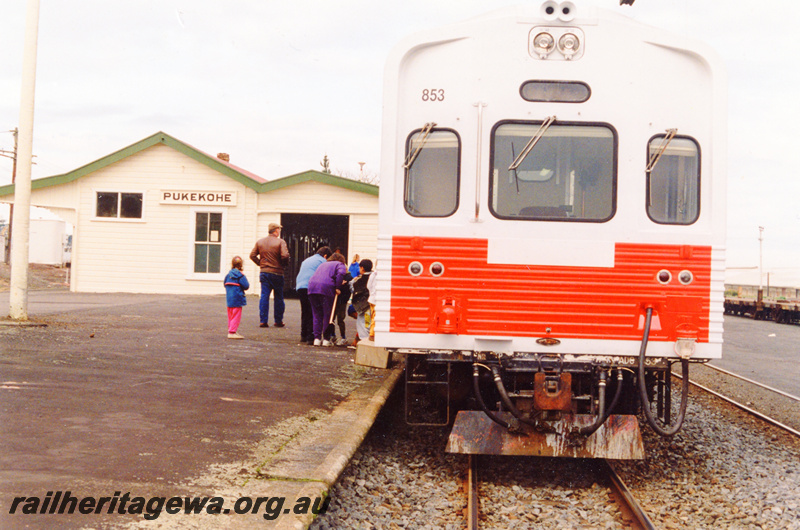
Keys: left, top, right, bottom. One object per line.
{"left": 280, "top": 213, "right": 350, "bottom": 295}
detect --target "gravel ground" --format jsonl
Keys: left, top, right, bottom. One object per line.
{"left": 687, "top": 362, "right": 800, "bottom": 433}
{"left": 0, "top": 262, "right": 70, "bottom": 291}
{"left": 312, "top": 378, "right": 800, "bottom": 529}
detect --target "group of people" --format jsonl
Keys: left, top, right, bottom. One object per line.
{"left": 296, "top": 248, "right": 375, "bottom": 346}
{"left": 223, "top": 222, "right": 376, "bottom": 345}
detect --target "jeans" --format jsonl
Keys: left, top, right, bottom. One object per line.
{"left": 259, "top": 272, "right": 285, "bottom": 325}
{"left": 297, "top": 288, "right": 312, "bottom": 342}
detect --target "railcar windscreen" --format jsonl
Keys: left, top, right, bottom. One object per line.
{"left": 404, "top": 129, "right": 460, "bottom": 217}
{"left": 490, "top": 122, "right": 616, "bottom": 221}
{"left": 646, "top": 136, "right": 700, "bottom": 225}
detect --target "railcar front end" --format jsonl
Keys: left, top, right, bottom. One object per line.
{"left": 375, "top": 2, "right": 726, "bottom": 458}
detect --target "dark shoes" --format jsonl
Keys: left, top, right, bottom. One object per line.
{"left": 259, "top": 323, "right": 269, "bottom": 328}
{"left": 273, "top": 322, "right": 285, "bottom": 328}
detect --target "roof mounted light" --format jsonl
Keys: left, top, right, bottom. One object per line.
{"left": 559, "top": 2, "right": 576, "bottom": 22}
{"left": 541, "top": 1, "right": 559, "bottom": 21}
{"left": 532, "top": 32, "right": 556, "bottom": 58}
{"left": 557, "top": 32, "right": 581, "bottom": 59}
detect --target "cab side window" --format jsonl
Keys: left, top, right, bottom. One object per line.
{"left": 647, "top": 136, "right": 700, "bottom": 225}
{"left": 404, "top": 129, "right": 460, "bottom": 217}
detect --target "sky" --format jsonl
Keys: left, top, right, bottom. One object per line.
{"left": 1, "top": 0, "right": 799, "bottom": 286}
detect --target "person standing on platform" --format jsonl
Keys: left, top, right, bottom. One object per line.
{"left": 348, "top": 254, "right": 361, "bottom": 280}
{"left": 330, "top": 268, "right": 353, "bottom": 345}
{"left": 308, "top": 252, "right": 347, "bottom": 346}
{"left": 367, "top": 266, "right": 378, "bottom": 341}
{"left": 249, "top": 222, "right": 290, "bottom": 328}
{"left": 295, "top": 245, "right": 332, "bottom": 345}
{"left": 224, "top": 256, "right": 249, "bottom": 339}
{"left": 350, "top": 259, "right": 373, "bottom": 343}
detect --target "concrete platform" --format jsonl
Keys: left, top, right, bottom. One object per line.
{"left": 0, "top": 290, "right": 401, "bottom": 529}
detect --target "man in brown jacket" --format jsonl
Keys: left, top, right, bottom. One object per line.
{"left": 250, "top": 222, "right": 290, "bottom": 327}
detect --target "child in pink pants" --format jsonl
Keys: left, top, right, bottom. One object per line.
{"left": 224, "top": 256, "right": 250, "bottom": 339}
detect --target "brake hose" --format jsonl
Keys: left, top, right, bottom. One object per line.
{"left": 578, "top": 368, "right": 624, "bottom": 437}
{"left": 490, "top": 365, "right": 543, "bottom": 429}
{"left": 472, "top": 363, "right": 515, "bottom": 430}
{"left": 637, "top": 306, "right": 690, "bottom": 436}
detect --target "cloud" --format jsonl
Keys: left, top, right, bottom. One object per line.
{"left": 2, "top": 0, "right": 800, "bottom": 281}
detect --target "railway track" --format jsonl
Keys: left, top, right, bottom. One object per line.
{"left": 459, "top": 361, "right": 800, "bottom": 529}
{"left": 676, "top": 363, "right": 800, "bottom": 438}
{"left": 314, "top": 374, "right": 800, "bottom": 529}
{"left": 463, "top": 456, "right": 655, "bottom": 529}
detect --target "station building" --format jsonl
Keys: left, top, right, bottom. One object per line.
{"left": 0, "top": 131, "right": 379, "bottom": 294}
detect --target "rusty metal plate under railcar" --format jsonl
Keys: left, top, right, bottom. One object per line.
{"left": 446, "top": 411, "right": 645, "bottom": 459}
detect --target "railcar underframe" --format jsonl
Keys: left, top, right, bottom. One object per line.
{"left": 401, "top": 346, "right": 702, "bottom": 459}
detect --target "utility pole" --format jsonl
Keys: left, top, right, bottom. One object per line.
{"left": 0, "top": 128, "right": 18, "bottom": 264}
{"left": 9, "top": 0, "right": 40, "bottom": 321}
{"left": 757, "top": 226, "right": 764, "bottom": 304}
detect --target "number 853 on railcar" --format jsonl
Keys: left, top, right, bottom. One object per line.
{"left": 374, "top": 1, "right": 726, "bottom": 459}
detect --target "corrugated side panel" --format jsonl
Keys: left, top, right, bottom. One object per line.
{"left": 389, "top": 236, "right": 712, "bottom": 342}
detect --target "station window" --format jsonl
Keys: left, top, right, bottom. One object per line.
{"left": 194, "top": 212, "right": 222, "bottom": 274}
{"left": 403, "top": 128, "right": 460, "bottom": 217}
{"left": 489, "top": 121, "right": 616, "bottom": 222}
{"left": 646, "top": 136, "right": 700, "bottom": 225}
{"left": 95, "top": 192, "right": 143, "bottom": 219}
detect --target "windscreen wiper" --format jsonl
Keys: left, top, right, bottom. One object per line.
{"left": 510, "top": 142, "right": 520, "bottom": 194}
{"left": 403, "top": 122, "right": 437, "bottom": 170}
{"left": 508, "top": 115, "right": 556, "bottom": 171}
{"left": 646, "top": 128, "right": 678, "bottom": 174}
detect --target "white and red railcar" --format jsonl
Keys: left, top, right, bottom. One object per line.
{"left": 374, "top": 1, "right": 726, "bottom": 457}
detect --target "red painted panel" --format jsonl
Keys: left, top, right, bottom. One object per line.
{"left": 389, "top": 236, "right": 712, "bottom": 342}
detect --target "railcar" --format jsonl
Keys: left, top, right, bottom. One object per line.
{"left": 375, "top": 1, "right": 726, "bottom": 458}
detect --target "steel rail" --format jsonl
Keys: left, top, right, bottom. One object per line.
{"left": 465, "top": 456, "right": 654, "bottom": 529}
{"left": 673, "top": 373, "right": 800, "bottom": 438}
{"left": 467, "top": 455, "right": 479, "bottom": 530}
{"left": 704, "top": 363, "right": 800, "bottom": 403}
{"left": 601, "top": 459, "right": 656, "bottom": 530}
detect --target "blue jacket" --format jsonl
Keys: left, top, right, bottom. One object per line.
{"left": 224, "top": 268, "right": 249, "bottom": 307}
{"left": 348, "top": 262, "right": 361, "bottom": 279}
{"left": 295, "top": 254, "right": 326, "bottom": 290}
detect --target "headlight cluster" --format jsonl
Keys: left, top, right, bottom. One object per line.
{"left": 532, "top": 2, "right": 583, "bottom": 60}
{"left": 656, "top": 269, "right": 694, "bottom": 285}
{"left": 408, "top": 261, "right": 445, "bottom": 277}
{"left": 532, "top": 30, "right": 582, "bottom": 59}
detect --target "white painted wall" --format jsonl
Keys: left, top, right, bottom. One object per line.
{"left": 4, "top": 143, "right": 379, "bottom": 295}
{"left": 73, "top": 144, "right": 258, "bottom": 294}
{"left": 29, "top": 218, "right": 68, "bottom": 265}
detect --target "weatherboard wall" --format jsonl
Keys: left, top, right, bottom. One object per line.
{"left": 255, "top": 180, "right": 379, "bottom": 261}
{"left": 0, "top": 133, "right": 380, "bottom": 295}
{"left": 72, "top": 144, "right": 259, "bottom": 294}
